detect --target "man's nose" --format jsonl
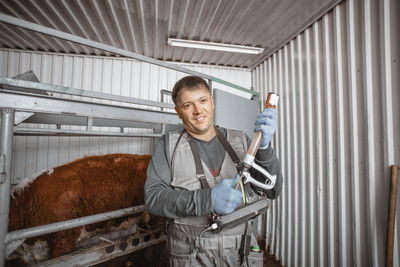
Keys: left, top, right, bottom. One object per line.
{"left": 193, "top": 103, "right": 201, "bottom": 114}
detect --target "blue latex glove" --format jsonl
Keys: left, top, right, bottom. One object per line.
{"left": 211, "top": 175, "right": 242, "bottom": 215}
{"left": 255, "top": 108, "right": 278, "bottom": 149}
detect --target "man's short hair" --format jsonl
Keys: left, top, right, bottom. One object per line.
{"left": 172, "top": 76, "right": 211, "bottom": 105}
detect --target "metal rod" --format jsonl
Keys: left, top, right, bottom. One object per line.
{"left": 0, "top": 14, "right": 258, "bottom": 96}
{"left": 0, "top": 108, "right": 15, "bottom": 266}
{"left": 386, "top": 165, "right": 399, "bottom": 267}
{"left": 87, "top": 117, "right": 93, "bottom": 131}
{"left": 160, "top": 89, "right": 172, "bottom": 97}
{"left": 14, "top": 127, "right": 163, "bottom": 138}
{"left": 5, "top": 205, "right": 145, "bottom": 243}
{"left": 160, "top": 89, "right": 173, "bottom": 111}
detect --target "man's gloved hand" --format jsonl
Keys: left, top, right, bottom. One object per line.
{"left": 255, "top": 108, "right": 278, "bottom": 149}
{"left": 211, "top": 175, "right": 242, "bottom": 215}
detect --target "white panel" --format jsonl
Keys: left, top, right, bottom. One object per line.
{"left": 346, "top": 0, "right": 363, "bottom": 265}
{"left": 310, "top": 20, "right": 323, "bottom": 267}
{"left": 0, "top": 49, "right": 251, "bottom": 184}
{"left": 251, "top": 0, "right": 400, "bottom": 266}
{"left": 304, "top": 27, "right": 316, "bottom": 267}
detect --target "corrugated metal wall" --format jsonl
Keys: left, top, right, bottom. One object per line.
{"left": 0, "top": 48, "right": 251, "bottom": 185}
{"left": 252, "top": 0, "right": 400, "bottom": 266}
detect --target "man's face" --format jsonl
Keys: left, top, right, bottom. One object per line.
{"left": 174, "top": 85, "right": 215, "bottom": 140}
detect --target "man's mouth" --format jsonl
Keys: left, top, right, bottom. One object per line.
{"left": 194, "top": 116, "right": 206, "bottom": 122}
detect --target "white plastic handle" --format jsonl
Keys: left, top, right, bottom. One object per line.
{"left": 242, "top": 170, "right": 276, "bottom": 190}
{"left": 251, "top": 161, "right": 276, "bottom": 182}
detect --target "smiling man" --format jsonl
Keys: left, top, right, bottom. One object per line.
{"left": 144, "top": 76, "right": 282, "bottom": 266}
{"left": 174, "top": 81, "right": 216, "bottom": 141}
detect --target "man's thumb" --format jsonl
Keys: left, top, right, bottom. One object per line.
{"left": 232, "top": 174, "right": 241, "bottom": 186}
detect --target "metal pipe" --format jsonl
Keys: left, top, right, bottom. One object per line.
{"left": 385, "top": 165, "right": 399, "bottom": 267}
{"left": 0, "top": 14, "right": 258, "bottom": 97}
{"left": 14, "top": 127, "right": 163, "bottom": 138}
{"left": 160, "top": 89, "right": 172, "bottom": 97}
{"left": 5, "top": 205, "right": 145, "bottom": 243}
{"left": 0, "top": 108, "right": 15, "bottom": 266}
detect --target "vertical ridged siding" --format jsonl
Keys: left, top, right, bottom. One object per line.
{"left": 252, "top": 0, "right": 400, "bottom": 266}
{"left": 0, "top": 48, "right": 251, "bottom": 184}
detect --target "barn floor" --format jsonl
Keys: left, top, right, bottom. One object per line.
{"left": 93, "top": 240, "right": 283, "bottom": 267}
{"left": 259, "top": 238, "right": 283, "bottom": 267}
{"left": 263, "top": 254, "right": 283, "bottom": 267}
{"left": 93, "top": 243, "right": 167, "bottom": 267}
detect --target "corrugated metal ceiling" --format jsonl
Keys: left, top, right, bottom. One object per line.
{"left": 0, "top": 0, "right": 341, "bottom": 69}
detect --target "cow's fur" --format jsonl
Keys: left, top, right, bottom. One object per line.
{"left": 7, "top": 154, "right": 152, "bottom": 265}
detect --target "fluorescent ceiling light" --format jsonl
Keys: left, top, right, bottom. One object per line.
{"left": 167, "top": 38, "right": 264, "bottom": 55}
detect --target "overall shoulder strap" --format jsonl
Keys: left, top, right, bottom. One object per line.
{"left": 215, "top": 126, "right": 242, "bottom": 172}
{"left": 187, "top": 135, "right": 210, "bottom": 189}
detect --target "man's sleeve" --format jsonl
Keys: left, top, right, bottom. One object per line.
{"left": 144, "top": 136, "right": 214, "bottom": 218}
{"left": 246, "top": 135, "right": 283, "bottom": 199}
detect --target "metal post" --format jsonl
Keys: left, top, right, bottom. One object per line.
{"left": 386, "top": 165, "right": 399, "bottom": 267}
{"left": 0, "top": 108, "right": 14, "bottom": 267}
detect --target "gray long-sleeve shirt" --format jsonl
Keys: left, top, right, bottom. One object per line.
{"left": 144, "top": 127, "right": 282, "bottom": 219}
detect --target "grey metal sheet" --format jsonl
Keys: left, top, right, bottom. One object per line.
{"left": 0, "top": 91, "right": 180, "bottom": 125}
{"left": 23, "top": 113, "right": 162, "bottom": 131}
{"left": 213, "top": 88, "right": 259, "bottom": 139}
{"left": 0, "top": 76, "right": 175, "bottom": 109}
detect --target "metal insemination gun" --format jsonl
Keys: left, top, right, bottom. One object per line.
{"left": 235, "top": 92, "right": 279, "bottom": 203}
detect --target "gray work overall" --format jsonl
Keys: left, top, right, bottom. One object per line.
{"left": 167, "top": 128, "right": 263, "bottom": 267}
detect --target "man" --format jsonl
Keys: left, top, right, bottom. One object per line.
{"left": 145, "top": 76, "right": 282, "bottom": 266}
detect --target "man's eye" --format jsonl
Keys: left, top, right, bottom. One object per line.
{"left": 200, "top": 98, "right": 207, "bottom": 103}
{"left": 183, "top": 104, "right": 190, "bottom": 109}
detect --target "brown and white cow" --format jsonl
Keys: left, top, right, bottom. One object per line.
{"left": 7, "top": 154, "right": 153, "bottom": 265}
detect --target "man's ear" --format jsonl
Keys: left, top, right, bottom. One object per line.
{"left": 174, "top": 106, "right": 182, "bottom": 119}
{"left": 210, "top": 95, "right": 215, "bottom": 109}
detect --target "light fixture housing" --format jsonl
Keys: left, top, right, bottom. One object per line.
{"left": 167, "top": 38, "right": 264, "bottom": 55}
